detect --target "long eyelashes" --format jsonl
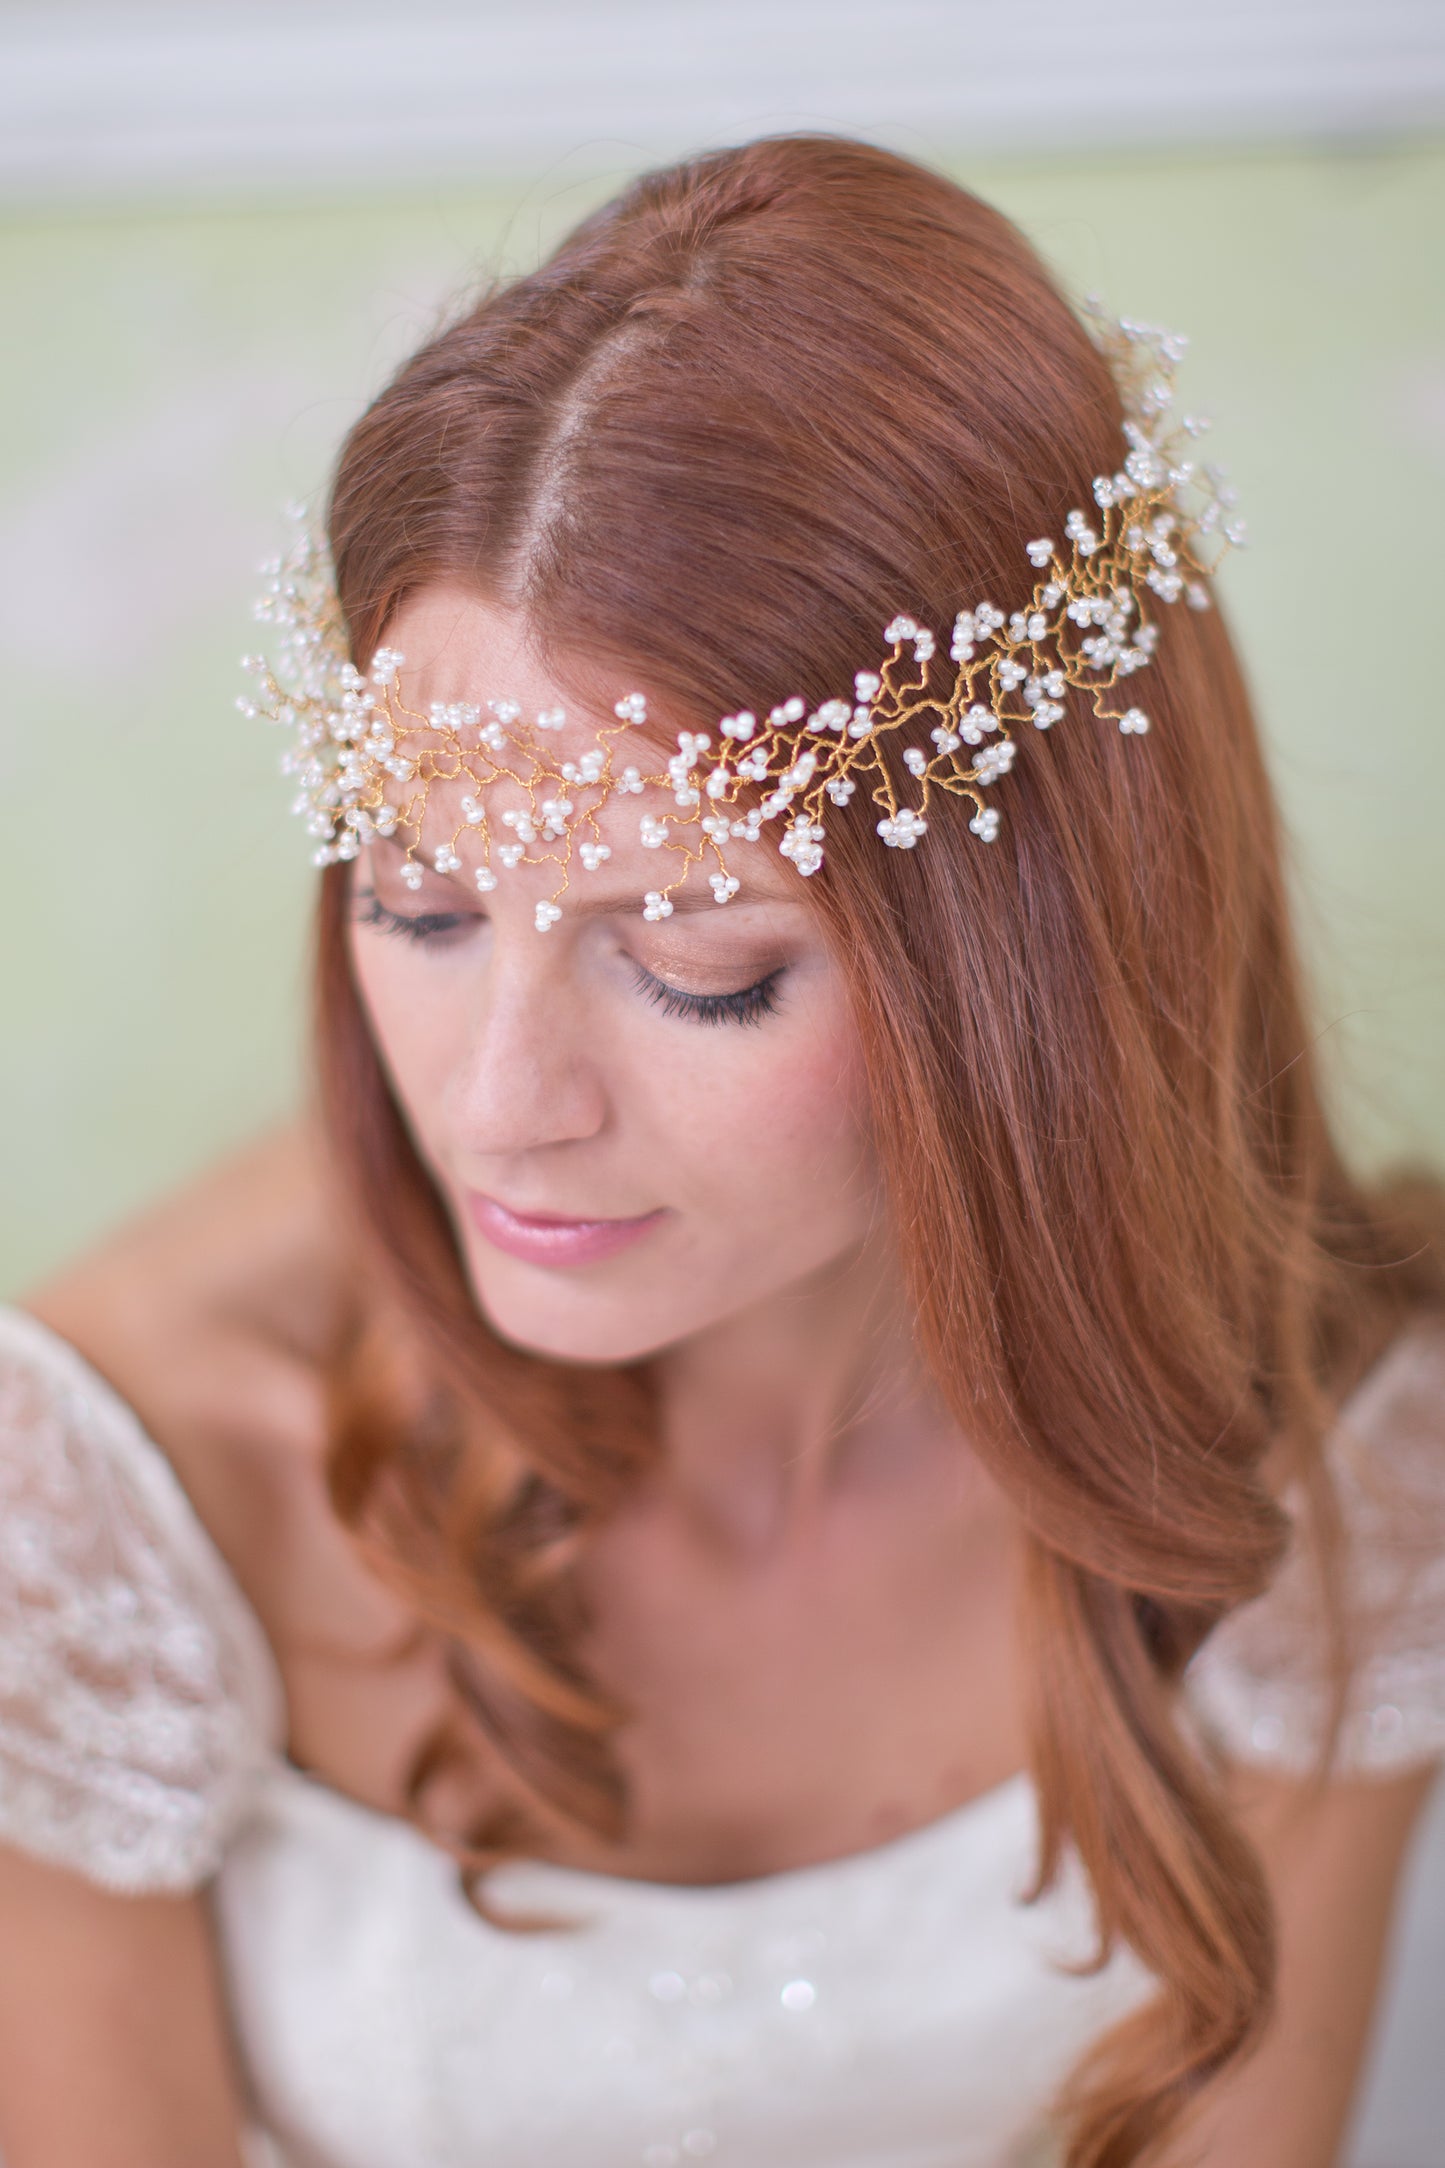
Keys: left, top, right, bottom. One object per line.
{"left": 350, "top": 888, "right": 785, "bottom": 1028}
{"left": 352, "top": 890, "right": 471, "bottom": 944}
{"left": 628, "top": 963, "right": 785, "bottom": 1029}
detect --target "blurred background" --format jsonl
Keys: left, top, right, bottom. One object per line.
{"left": 1, "top": 3, "right": 1442, "bottom": 2159}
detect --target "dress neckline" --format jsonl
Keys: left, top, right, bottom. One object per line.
{"left": 267, "top": 1747, "right": 1036, "bottom": 1904}
{"left": 3, "top": 1298, "right": 1040, "bottom": 1906}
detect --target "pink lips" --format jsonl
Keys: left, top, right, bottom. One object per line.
{"left": 464, "top": 1191, "right": 666, "bottom": 1267}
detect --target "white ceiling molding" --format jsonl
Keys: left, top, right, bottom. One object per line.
{"left": 3, "top": 0, "right": 1443, "bottom": 209}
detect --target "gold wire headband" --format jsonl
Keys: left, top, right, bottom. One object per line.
{"left": 239, "top": 300, "right": 1243, "bottom": 929}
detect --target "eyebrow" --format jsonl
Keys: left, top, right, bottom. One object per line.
{"left": 365, "top": 845, "right": 796, "bottom": 920}
{"left": 556, "top": 884, "right": 795, "bottom": 921}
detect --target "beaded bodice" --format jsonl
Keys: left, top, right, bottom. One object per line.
{"left": 1, "top": 1302, "right": 1443, "bottom": 2168}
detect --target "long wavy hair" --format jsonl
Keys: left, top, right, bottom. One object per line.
{"left": 310, "top": 134, "right": 1441, "bottom": 2167}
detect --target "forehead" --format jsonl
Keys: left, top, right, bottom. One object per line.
{"left": 410, "top": 773, "right": 800, "bottom": 913}
{"left": 382, "top": 583, "right": 685, "bottom": 743}
{"left": 383, "top": 584, "right": 553, "bottom": 705}
{"left": 376, "top": 583, "right": 806, "bottom": 913}
{"left": 384, "top": 583, "right": 665, "bottom": 767}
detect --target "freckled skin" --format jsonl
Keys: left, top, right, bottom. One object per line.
{"left": 349, "top": 584, "right": 884, "bottom": 1372}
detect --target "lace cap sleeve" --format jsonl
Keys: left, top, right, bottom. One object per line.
{"left": 0, "top": 1305, "right": 287, "bottom": 1894}
{"left": 1187, "top": 1316, "right": 1445, "bottom": 1778}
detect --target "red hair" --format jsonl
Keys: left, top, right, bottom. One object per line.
{"left": 312, "top": 135, "right": 1442, "bottom": 2166}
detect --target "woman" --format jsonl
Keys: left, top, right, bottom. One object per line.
{"left": 0, "top": 134, "right": 1441, "bottom": 2168}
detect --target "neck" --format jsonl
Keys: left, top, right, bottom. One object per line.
{"left": 647, "top": 1232, "right": 957, "bottom": 1561}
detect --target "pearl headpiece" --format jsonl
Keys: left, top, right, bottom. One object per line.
{"left": 240, "top": 302, "right": 1243, "bottom": 929}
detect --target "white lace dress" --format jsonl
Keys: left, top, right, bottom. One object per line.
{"left": 1, "top": 1302, "right": 1442, "bottom": 2168}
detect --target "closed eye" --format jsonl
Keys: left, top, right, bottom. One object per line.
{"left": 353, "top": 887, "right": 785, "bottom": 1023}
{"left": 630, "top": 961, "right": 784, "bottom": 1027}
{"left": 350, "top": 889, "right": 473, "bottom": 945}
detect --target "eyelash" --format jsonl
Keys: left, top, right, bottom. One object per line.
{"left": 630, "top": 965, "right": 784, "bottom": 1030}
{"left": 350, "top": 888, "right": 785, "bottom": 1028}
{"left": 352, "top": 890, "right": 470, "bottom": 945}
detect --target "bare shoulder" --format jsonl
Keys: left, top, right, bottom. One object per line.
{"left": 19, "top": 1118, "right": 355, "bottom": 1512}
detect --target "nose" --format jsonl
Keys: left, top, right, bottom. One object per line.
{"left": 440, "top": 938, "right": 608, "bottom": 1162}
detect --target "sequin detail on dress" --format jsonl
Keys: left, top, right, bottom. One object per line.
{"left": 0, "top": 1309, "right": 284, "bottom": 1893}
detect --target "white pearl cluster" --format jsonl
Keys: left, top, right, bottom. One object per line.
{"left": 241, "top": 305, "right": 1242, "bottom": 926}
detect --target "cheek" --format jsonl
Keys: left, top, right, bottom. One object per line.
{"left": 346, "top": 934, "right": 460, "bottom": 1138}
{"left": 635, "top": 986, "right": 876, "bottom": 1253}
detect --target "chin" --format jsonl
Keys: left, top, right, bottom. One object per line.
{"left": 461, "top": 1257, "right": 701, "bottom": 1369}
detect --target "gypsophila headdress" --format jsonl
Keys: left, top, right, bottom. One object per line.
{"left": 239, "top": 300, "right": 1244, "bottom": 930}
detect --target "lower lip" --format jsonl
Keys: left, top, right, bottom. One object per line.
{"left": 464, "top": 1192, "right": 666, "bottom": 1267}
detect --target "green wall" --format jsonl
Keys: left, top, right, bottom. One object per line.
{"left": 3, "top": 140, "right": 1442, "bottom": 1291}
